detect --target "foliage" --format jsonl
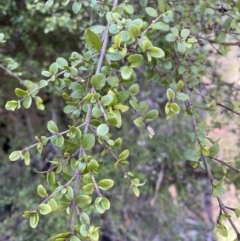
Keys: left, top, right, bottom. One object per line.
{"left": 1, "top": 0, "right": 240, "bottom": 240}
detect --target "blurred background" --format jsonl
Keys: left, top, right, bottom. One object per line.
{"left": 0, "top": 1, "right": 240, "bottom": 241}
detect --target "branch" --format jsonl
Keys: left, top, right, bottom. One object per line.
{"left": 90, "top": 172, "right": 103, "bottom": 197}
{"left": 217, "top": 197, "right": 240, "bottom": 240}
{"left": 150, "top": 166, "right": 164, "bottom": 207}
{"left": 69, "top": 0, "right": 119, "bottom": 234}
{"left": 196, "top": 36, "right": 240, "bottom": 46}
{"left": 193, "top": 89, "right": 240, "bottom": 116}
{"left": 35, "top": 171, "right": 78, "bottom": 211}
{"left": 209, "top": 156, "right": 240, "bottom": 173}
{"left": 141, "top": 14, "right": 163, "bottom": 37}
{"left": 21, "top": 123, "right": 85, "bottom": 152}
{"left": 0, "top": 63, "right": 26, "bottom": 86}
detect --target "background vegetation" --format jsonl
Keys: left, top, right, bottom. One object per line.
{"left": 0, "top": 0, "right": 240, "bottom": 241}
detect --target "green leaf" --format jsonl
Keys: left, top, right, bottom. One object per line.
{"left": 5, "top": 100, "right": 19, "bottom": 111}
{"left": 209, "top": 143, "right": 220, "bottom": 157}
{"left": 49, "top": 232, "right": 71, "bottom": 241}
{"left": 129, "top": 99, "right": 137, "bottom": 109}
{"left": 137, "top": 101, "right": 149, "bottom": 114}
{"left": 128, "top": 24, "right": 140, "bottom": 38}
{"left": 30, "top": 213, "right": 39, "bottom": 229}
{"left": 116, "top": 91, "right": 129, "bottom": 103}
{"left": 124, "top": 4, "right": 134, "bottom": 14}
{"left": 95, "top": 201, "right": 105, "bottom": 214}
{"left": 82, "top": 134, "right": 95, "bottom": 150}
{"left": 107, "top": 76, "right": 119, "bottom": 87}
{"left": 114, "top": 104, "right": 129, "bottom": 112}
{"left": 129, "top": 84, "right": 139, "bottom": 95}
{"left": 45, "top": 0, "right": 54, "bottom": 8}
{"left": 90, "top": 231, "right": 99, "bottom": 241}
{"left": 97, "top": 124, "right": 109, "bottom": 136}
{"left": 47, "top": 172, "right": 55, "bottom": 185}
{"left": 61, "top": 0, "right": 70, "bottom": 6}
{"left": 107, "top": 52, "right": 123, "bottom": 61}
{"left": 55, "top": 135, "right": 64, "bottom": 147}
{"left": 82, "top": 183, "right": 94, "bottom": 194}
{"left": 9, "top": 151, "right": 21, "bottom": 161}
{"left": 72, "top": 2, "right": 82, "bottom": 14}
{"left": 140, "top": 0, "right": 148, "bottom": 7}
{"left": 180, "top": 29, "right": 190, "bottom": 39}
{"left": 216, "top": 33, "right": 226, "bottom": 43}
{"left": 118, "top": 149, "right": 129, "bottom": 160}
{"left": 41, "top": 70, "right": 51, "bottom": 77}
{"left": 79, "top": 212, "right": 90, "bottom": 225}
{"left": 39, "top": 204, "right": 52, "bottom": 215}
{"left": 234, "top": 208, "right": 240, "bottom": 218}
{"left": 49, "top": 62, "right": 58, "bottom": 75}
{"left": 37, "top": 184, "right": 48, "bottom": 197}
{"left": 98, "top": 179, "right": 114, "bottom": 190}
{"left": 177, "top": 42, "right": 186, "bottom": 53}
{"left": 48, "top": 199, "right": 58, "bottom": 211}
{"left": 148, "top": 47, "right": 165, "bottom": 58}
{"left": 101, "top": 95, "right": 114, "bottom": 106}
{"left": 165, "top": 33, "right": 176, "bottom": 42}
{"left": 15, "top": 88, "right": 27, "bottom": 97}
{"left": 134, "top": 117, "right": 143, "bottom": 127}
{"left": 24, "top": 151, "right": 30, "bottom": 165}
{"left": 70, "top": 236, "right": 81, "bottom": 241}
{"left": 184, "top": 149, "right": 201, "bottom": 162}
{"left": 39, "top": 80, "right": 48, "bottom": 88}
{"left": 171, "top": 27, "right": 179, "bottom": 36}
{"left": 177, "top": 80, "right": 184, "bottom": 90}
{"left": 56, "top": 57, "right": 68, "bottom": 69}
{"left": 166, "top": 88, "right": 175, "bottom": 100}
{"left": 145, "top": 7, "right": 158, "bottom": 17}
{"left": 90, "top": 73, "right": 106, "bottom": 89}
{"left": 65, "top": 186, "right": 74, "bottom": 200}
{"left": 127, "top": 54, "right": 143, "bottom": 68}
{"left": 142, "top": 40, "right": 152, "bottom": 52}
{"left": 47, "top": 120, "right": 59, "bottom": 134}
{"left": 169, "top": 103, "right": 180, "bottom": 114}
{"left": 213, "top": 185, "right": 225, "bottom": 198}
{"left": 88, "top": 159, "right": 99, "bottom": 172}
{"left": 132, "top": 186, "right": 140, "bottom": 197}
{"left": 176, "top": 92, "right": 189, "bottom": 101}
{"left": 80, "top": 224, "right": 88, "bottom": 237}
{"left": 187, "top": 38, "right": 197, "bottom": 43}
{"left": 216, "top": 223, "right": 228, "bottom": 237}
{"left": 144, "top": 110, "right": 159, "bottom": 120}
{"left": 152, "top": 21, "right": 169, "bottom": 31}
{"left": 158, "top": 0, "right": 165, "bottom": 12}
{"left": 85, "top": 29, "right": 102, "bottom": 52}
{"left": 101, "top": 197, "right": 110, "bottom": 210}
{"left": 23, "top": 96, "right": 32, "bottom": 109}
{"left": 205, "top": 8, "right": 214, "bottom": 15}
{"left": 75, "top": 195, "right": 92, "bottom": 209}
{"left": 178, "top": 65, "right": 186, "bottom": 75}
{"left": 121, "top": 66, "right": 133, "bottom": 80}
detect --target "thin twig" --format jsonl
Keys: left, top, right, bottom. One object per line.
{"left": 90, "top": 172, "right": 102, "bottom": 197}
{"left": 196, "top": 36, "right": 240, "bottom": 46}
{"left": 35, "top": 171, "right": 78, "bottom": 211}
{"left": 141, "top": 14, "right": 163, "bottom": 37}
{"left": 209, "top": 156, "right": 240, "bottom": 173}
{"left": 0, "top": 63, "right": 26, "bottom": 86}
{"left": 193, "top": 89, "right": 240, "bottom": 116}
